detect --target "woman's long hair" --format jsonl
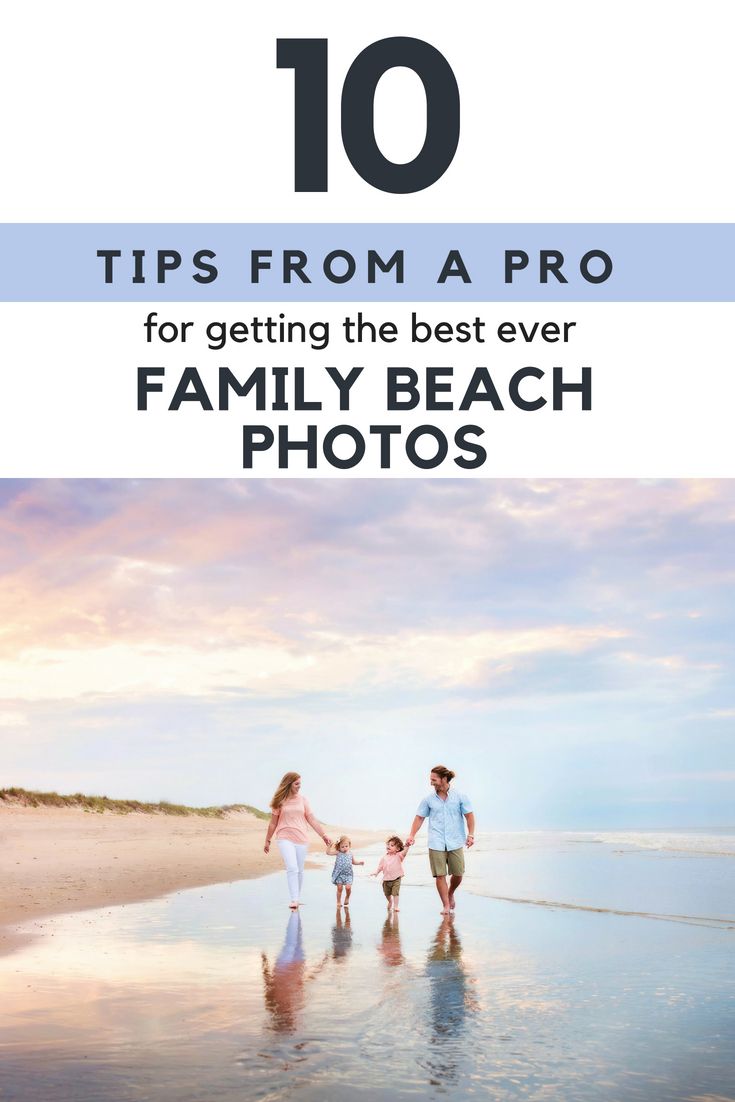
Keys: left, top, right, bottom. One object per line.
{"left": 270, "top": 771, "right": 301, "bottom": 810}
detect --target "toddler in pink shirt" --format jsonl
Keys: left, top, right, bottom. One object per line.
{"left": 371, "top": 835, "right": 410, "bottom": 913}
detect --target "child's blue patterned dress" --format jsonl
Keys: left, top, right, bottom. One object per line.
{"left": 331, "top": 850, "right": 353, "bottom": 885}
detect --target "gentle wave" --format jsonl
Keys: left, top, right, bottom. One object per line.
{"left": 468, "top": 890, "right": 735, "bottom": 930}
{"left": 471, "top": 830, "right": 735, "bottom": 857}
{"left": 590, "top": 832, "right": 735, "bottom": 857}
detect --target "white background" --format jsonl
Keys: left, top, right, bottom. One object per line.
{"left": 1, "top": 1, "right": 733, "bottom": 475}
{"left": 0, "top": 301, "right": 730, "bottom": 477}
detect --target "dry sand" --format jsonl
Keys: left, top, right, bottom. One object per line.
{"left": 1, "top": 805, "right": 381, "bottom": 949}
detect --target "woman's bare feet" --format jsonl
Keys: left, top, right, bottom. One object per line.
{"left": 289, "top": 901, "right": 299, "bottom": 909}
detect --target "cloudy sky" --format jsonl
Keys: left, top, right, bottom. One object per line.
{"left": 1, "top": 479, "right": 733, "bottom": 831}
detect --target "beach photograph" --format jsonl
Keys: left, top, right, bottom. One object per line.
{"left": 1, "top": 478, "right": 734, "bottom": 1101}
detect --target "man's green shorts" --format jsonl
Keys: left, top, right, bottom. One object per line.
{"left": 382, "top": 877, "right": 401, "bottom": 899}
{"left": 429, "top": 848, "right": 465, "bottom": 877}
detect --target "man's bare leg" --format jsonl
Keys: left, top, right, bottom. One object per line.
{"left": 448, "top": 874, "right": 463, "bottom": 911}
{"left": 435, "top": 875, "right": 451, "bottom": 914}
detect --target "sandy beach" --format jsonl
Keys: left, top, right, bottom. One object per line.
{"left": 0, "top": 804, "right": 381, "bottom": 947}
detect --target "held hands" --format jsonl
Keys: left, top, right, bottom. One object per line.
{"left": 264, "top": 839, "right": 271, "bottom": 854}
{"left": 466, "top": 835, "right": 475, "bottom": 848}
{"left": 405, "top": 836, "right": 415, "bottom": 847}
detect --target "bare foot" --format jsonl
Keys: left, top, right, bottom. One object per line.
{"left": 344, "top": 902, "right": 349, "bottom": 908}
{"left": 289, "top": 901, "right": 299, "bottom": 910}
{"left": 440, "top": 907, "right": 450, "bottom": 915}
{"left": 394, "top": 905, "right": 400, "bottom": 912}
{"left": 449, "top": 897, "right": 456, "bottom": 911}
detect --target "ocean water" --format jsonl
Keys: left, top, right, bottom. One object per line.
{"left": 1, "top": 832, "right": 733, "bottom": 1101}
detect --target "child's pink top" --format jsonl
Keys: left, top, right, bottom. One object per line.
{"left": 273, "top": 794, "right": 314, "bottom": 844}
{"left": 377, "top": 850, "right": 407, "bottom": 880}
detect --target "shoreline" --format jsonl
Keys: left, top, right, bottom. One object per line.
{"left": 0, "top": 805, "right": 383, "bottom": 949}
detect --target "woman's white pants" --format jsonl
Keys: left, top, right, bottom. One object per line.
{"left": 277, "top": 839, "right": 307, "bottom": 902}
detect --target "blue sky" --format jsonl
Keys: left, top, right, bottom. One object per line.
{"left": 1, "top": 479, "right": 733, "bottom": 831}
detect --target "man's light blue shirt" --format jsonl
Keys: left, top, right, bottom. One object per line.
{"left": 416, "top": 789, "right": 473, "bottom": 852}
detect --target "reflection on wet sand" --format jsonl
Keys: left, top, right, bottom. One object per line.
{"left": 3, "top": 850, "right": 733, "bottom": 1102}
{"left": 330, "top": 908, "right": 353, "bottom": 962}
{"left": 260, "top": 911, "right": 308, "bottom": 1034}
{"left": 378, "top": 914, "right": 405, "bottom": 968}
{"left": 259, "top": 909, "right": 361, "bottom": 1037}
{"left": 423, "top": 917, "right": 478, "bottom": 1087}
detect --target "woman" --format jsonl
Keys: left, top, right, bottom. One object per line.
{"left": 264, "top": 772, "right": 332, "bottom": 908}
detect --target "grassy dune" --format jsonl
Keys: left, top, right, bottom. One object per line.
{"left": 0, "top": 786, "right": 269, "bottom": 820}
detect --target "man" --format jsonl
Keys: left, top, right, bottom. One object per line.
{"left": 406, "top": 765, "right": 475, "bottom": 915}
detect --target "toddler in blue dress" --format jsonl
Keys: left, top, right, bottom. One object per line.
{"left": 326, "top": 835, "right": 364, "bottom": 907}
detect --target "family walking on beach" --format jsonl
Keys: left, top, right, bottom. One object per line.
{"left": 263, "top": 766, "right": 475, "bottom": 915}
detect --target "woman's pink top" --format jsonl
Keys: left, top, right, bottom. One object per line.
{"left": 273, "top": 794, "right": 314, "bottom": 844}
{"left": 377, "top": 850, "right": 407, "bottom": 880}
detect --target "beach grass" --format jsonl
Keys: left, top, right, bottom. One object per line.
{"left": 0, "top": 786, "right": 269, "bottom": 820}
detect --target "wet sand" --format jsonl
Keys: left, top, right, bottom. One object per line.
{"left": 0, "top": 805, "right": 381, "bottom": 947}
{"left": 3, "top": 850, "right": 734, "bottom": 1102}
